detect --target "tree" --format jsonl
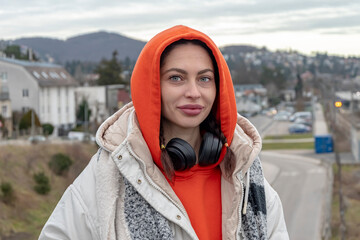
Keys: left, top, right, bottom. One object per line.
{"left": 19, "top": 109, "right": 41, "bottom": 130}
{"left": 294, "top": 73, "right": 303, "bottom": 99}
{"left": 76, "top": 98, "right": 91, "bottom": 127}
{"left": 260, "top": 67, "right": 286, "bottom": 93}
{"left": 95, "top": 50, "right": 124, "bottom": 85}
{"left": 4, "top": 45, "right": 37, "bottom": 60}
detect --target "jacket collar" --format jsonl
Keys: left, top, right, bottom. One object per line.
{"left": 96, "top": 103, "right": 262, "bottom": 181}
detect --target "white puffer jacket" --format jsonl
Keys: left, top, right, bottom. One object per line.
{"left": 39, "top": 103, "right": 289, "bottom": 240}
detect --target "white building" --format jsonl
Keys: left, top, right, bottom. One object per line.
{"left": 75, "top": 86, "right": 108, "bottom": 125}
{"left": 75, "top": 84, "right": 131, "bottom": 128}
{"left": 0, "top": 57, "right": 77, "bottom": 136}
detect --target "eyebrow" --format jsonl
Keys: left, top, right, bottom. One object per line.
{"left": 163, "top": 68, "right": 214, "bottom": 75}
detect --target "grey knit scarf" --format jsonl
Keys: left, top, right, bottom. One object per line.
{"left": 123, "top": 157, "right": 267, "bottom": 239}
{"left": 241, "top": 157, "right": 267, "bottom": 240}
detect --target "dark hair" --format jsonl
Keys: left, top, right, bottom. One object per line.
{"left": 159, "top": 39, "right": 235, "bottom": 180}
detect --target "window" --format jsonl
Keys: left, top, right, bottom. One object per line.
{"left": 23, "top": 89, "right": 29, "bottom": 97}
{"left": 2, "top": 106, "right": 7, "bottom": 117}
{"left": 50, "top": 72, "right": 60, "bottom": 79}
{"left": 33, "top": 71, "right": 40, "bottom": 79}
{"left": 60, "top": 72, "right": 67, "bottom": 79}
{"left": 41, "top": 72, "right": 49, "bottom": 79}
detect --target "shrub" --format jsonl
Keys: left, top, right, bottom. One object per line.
{"left": 33, "top": 172, "right": 51, "bottom": 195}
{"left": 19, "top": 109, "right": 41, "bottom": 130}
{"left": 49, "top": 153, "right": 73, "bottom": 176}
{"left": 42, "top": 123, "right": 54, "bottom": 135}
{"left": 1, "top": 181, "right": 15, "bottom": 204}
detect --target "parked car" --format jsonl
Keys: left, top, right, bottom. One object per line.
{"left": 294, "top": 116, "right": 312, "bottom": 127}
{"left": 68, "top": 131, "right": 95, "bottom": 142}
{"left": 273, "top": 111, "right": 292, "bottom": 121}
{"left": 288, "top": 123, "right": 312, "bottom": 134}
{"left": 28, "top": 135, "right": 46, "bottom": 144}
{"left": 289, "top": 111, "right": 312, "bottom": 122}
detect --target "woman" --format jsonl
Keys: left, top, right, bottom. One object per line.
{"left": 39, "top": 25, "right": 288, "bottom": 239}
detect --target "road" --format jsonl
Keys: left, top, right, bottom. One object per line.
{"left": 261, "top": 151, "right": 329, "bottom": 240}
{"left": 248, "top": 115, "right": 329, "bottom": 240}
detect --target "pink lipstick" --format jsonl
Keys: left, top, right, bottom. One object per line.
{"left": 178, "top": 104, "right": 204, "bottom": 116}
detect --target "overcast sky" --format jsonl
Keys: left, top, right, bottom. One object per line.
{"left": 1, "top": 0, "right": 360, "bottom": 56}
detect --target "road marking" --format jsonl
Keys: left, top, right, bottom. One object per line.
{"left": 307, "top": 168, "right": 325, "bottom": 174}
{"left": 281, "top": 171, "right": 299, "bottom": 177}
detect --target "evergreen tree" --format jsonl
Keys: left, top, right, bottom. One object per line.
{"left": 76, "top": 98, "right": 91, "bottom": 126}
{"left": 95, "top": 50, "right": 124, "bottom": 85}
{"left": 260, "top": 67, "right": 286, "bottom": 91}
{"left": 4, "top": 45, "right": 37, "bottom": 60}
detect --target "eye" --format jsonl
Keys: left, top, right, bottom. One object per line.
{"left": 199, "top": 76, "right": 211, "bottom": 82}
{"left": 169, "top": 75, "right": 182, "bottom": 82}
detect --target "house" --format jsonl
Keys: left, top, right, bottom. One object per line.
{"left": 0, "top": 71, "right": 12, "bottom": 138}
{"left": 75, "top": 84, "right": 131, "bottom": 132}
{"left": 75, "top": 86, "right": 108, "bottom": 126}
{"left": 0, "top": 57, "right": 77, "bottom": 136}
{"left": 233, "top": 84, "right": 268, "bottom": 113}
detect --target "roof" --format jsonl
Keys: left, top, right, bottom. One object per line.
{"left": 0, "top": 57, "right": 61, "bottom": 68}
{"left": 0, "top": 57, "right": 77, "bottom": 87}
{"left": 336, "top": 91, "right": 360, "bottom": 101}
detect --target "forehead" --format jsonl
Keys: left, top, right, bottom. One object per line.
{"left": 161, "top": 44, "right": 213, "bottom": 68}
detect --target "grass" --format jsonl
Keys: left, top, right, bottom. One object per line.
{"left": 262, "top": 141, "right": 314, "bottom": 150}
{"left": 0, "top": 143, "right": 98, "bottom": 239}
{"left": 264, "top": 133, "right": 313, "bottom": 140}
{"left": 331, "top": 164, "right": 360, "bottom": 239}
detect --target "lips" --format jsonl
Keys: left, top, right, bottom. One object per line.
{"left": 178, "top": 104, "right": 204, "bottom": 116}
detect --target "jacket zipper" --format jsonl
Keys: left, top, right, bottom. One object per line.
{"left": 236, "top": 171, "right": 245, "bottom": 240}
{"left": 125, "top": 143, "right": 197, "bottom": 238}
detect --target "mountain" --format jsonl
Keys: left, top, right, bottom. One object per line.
{"left": 220, "top": 45, "right": 264, "bottom": 55}
{"left": 11, "top": 31, "right": 147, "bottom": 63}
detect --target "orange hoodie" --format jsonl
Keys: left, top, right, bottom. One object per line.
{"left": 131, "top": 25, "right": 237, "bottom": 239}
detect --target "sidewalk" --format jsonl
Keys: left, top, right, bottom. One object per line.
{"left": 262, "top": 138, "right": 314, "bottom": 143}
{"left": 268, "top": 149, "right": 358, "bottom": 164}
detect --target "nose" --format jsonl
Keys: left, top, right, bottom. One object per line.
{"left": 184, "top": 80, "right": 201, "bottom": 99}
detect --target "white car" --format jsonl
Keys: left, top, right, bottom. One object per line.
{"left": 273, "top": 111, "right": 291, "bottom": 121}
{"left": 289, "top": 111, "right": 312, "bottom": 122}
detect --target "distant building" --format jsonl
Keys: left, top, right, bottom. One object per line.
{"left": 75, "top": 84, "right": 131, "bottom": 131}
{"left": 0, "top": 71, "right": 12, "bottom": 138}
{"left": 233, "top": 84, "right": 268, "bottom": 113}
{"left": 75, "top": 86, "right": 108, "bottom": 126}
{"left": 0, "top": 57, "right": 77, "bottom": 136}
{"left": 336, "top": 91, "right": 360, "bottom": 113}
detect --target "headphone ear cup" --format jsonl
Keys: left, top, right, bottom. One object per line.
{"left": 199, "top": 133, "right": 223, "bottom": 166}
{"left": 166, "top": 138, "right": 196, "bottom": 171}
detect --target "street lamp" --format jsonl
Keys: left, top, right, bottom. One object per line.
{"left": 334, "top": 101, "right": 342, "bottom": 108}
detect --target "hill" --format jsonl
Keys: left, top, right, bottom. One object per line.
{"left": 0, "top": 143, "right": 98, "bottom": 240}
{"left": 11, "top": 31, "right": 146, "bottom": 63}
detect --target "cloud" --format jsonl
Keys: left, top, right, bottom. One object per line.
{"left": 1, "top": 0, "right": 360, "bottom": 55}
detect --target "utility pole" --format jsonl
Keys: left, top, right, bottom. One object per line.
{"left": 31, "top": 109, "right": 34, "bottom": 136}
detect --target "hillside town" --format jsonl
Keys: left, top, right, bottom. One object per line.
{"left": 1, "top": 41, "right": 360, "bottom": 161}
{"left": 1, "top": 34, "right": 360, "bottom": 240}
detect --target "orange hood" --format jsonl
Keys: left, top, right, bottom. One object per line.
{"left": 131, "top": 25, "right": 237, "bottom": 169}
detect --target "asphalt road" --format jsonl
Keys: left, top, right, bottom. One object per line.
{"left": 261, "top": 151, "right": 328, "bottom": 240}
{"left": 249, "top": 115, "right": 329, "bottom": 240}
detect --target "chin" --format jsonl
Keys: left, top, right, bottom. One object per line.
{"left": 175, "top": 116, "right": 206, "bottom": 129}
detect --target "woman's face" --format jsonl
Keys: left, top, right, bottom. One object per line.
{"left": 160, "top": 43, "right": 216, "bottom": 130}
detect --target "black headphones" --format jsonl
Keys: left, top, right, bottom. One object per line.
{"left": 165, "top": 132, "right": 223, "bottom": 171}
